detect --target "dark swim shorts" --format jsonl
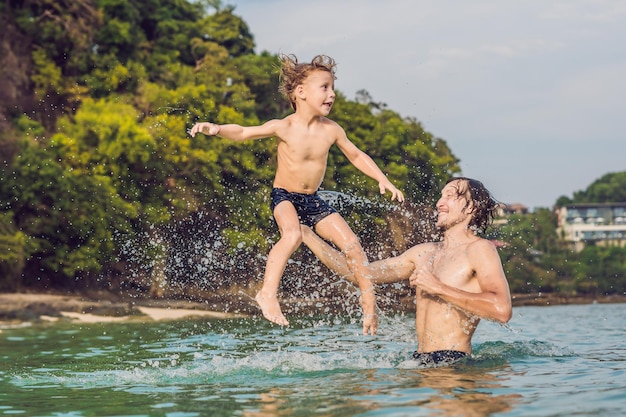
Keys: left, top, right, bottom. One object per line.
{"left": 270, "top": 188, "right": 337, "bottom": 227}
{"left": 412, "top": 350, "right": 468, "bottom": 366}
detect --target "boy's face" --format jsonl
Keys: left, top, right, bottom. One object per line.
{"left": 298, "top": 70, "right": 335, "bottom": 115}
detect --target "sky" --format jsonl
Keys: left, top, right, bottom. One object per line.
{"left": 224, "top": 0, "right": 625, "bottom": 210}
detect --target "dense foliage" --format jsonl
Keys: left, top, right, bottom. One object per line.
{"left": 556, "top": 172, "right": 626, "bottom": 205}
{"left": 0, "top": 0, "right": 458, "bottom": 293}
{"left": 497, "top": 172, "right": 626, "bottom": 297}
{"left": 0, "top": 1, "right": 622, "bottom": 299}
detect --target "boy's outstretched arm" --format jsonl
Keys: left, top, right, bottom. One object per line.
{"left": 190, "top": 122, "right": 221, "bottom": 137}
{"left": 352, "top": 150, "right": 404, "bottom": 202}
{"left": 333, "top": 128, "right": 404, "bottom": 202}
{"left": 190, "top": 120, "right": 282, "bottom": 142}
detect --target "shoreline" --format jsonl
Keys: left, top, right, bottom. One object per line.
{"left": 510, "top": 292, "right": 626, "bottom": 306}
{"left": 1, "top": 291, "right": 625, "bottom": 328}
{"left": 0, "top": 292, "right": 251, "bottom": 328}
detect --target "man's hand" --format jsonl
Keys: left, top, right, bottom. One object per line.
{"left": 410, "top": 268, "right": 442, "bottom": 295}
{"left": 189, "top": 122, "right": 220, "bottom": 137}
{"left": 363, "top": 312, "right": 378, "bottom": 336}
{"left": 360, "top": 290, "right": 378, "bottom": 335}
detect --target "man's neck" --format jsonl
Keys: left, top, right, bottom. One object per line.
{"left": 442, "top": 222, "right": 477, "bottom": 247}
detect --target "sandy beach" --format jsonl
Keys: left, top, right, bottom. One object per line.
{"left": 0, "top": 292, "right": 250, "bottom": 327}
{"left": 1, "top": 291, "right": 624, "bottom": 328}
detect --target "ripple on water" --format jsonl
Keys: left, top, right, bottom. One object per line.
{"left": 3, "top": 304, "right": 626, "bottom": 416}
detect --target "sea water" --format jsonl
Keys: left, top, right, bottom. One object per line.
{"left": 0, "top": 302, "right": 624, "bottom": 416}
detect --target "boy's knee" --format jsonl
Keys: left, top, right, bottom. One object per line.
{"left": 341, "top": 238, "right": 363, "bottom": 258}
{"left": 281, "top": 227, "right": 303, "bottom": 246}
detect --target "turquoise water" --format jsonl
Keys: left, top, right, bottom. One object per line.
{"left": 1, "top": 302, "right": 625, "bottom": 416}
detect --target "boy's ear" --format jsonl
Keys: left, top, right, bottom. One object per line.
{"left": 295, "top": 84, "right": 305, "bottom": 99}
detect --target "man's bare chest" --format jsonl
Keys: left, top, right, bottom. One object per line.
{"left": 430, "top": 250, "right": 476, "bottom": 289}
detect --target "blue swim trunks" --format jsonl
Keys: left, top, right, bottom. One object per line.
{"left": 412, "top": 350, "right": 468, "bottom": 366}
{"left": 270, "top": 188, "right": 337, "bottom": 227}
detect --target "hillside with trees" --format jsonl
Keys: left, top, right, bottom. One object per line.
{"left": 0, "top": 0, "right": 623, "bottom": 306}
{"left": 0, "top": 0, "right": 458, "bottom": 302}
{"left": 496, "top": 171, "right": 626, "bottom": 301}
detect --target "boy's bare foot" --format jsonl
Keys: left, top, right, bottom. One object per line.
{"left": 255, "top": 292, "right": 289, "bottom": 326}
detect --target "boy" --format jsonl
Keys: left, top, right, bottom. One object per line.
{"left": 190, "top": 54, "right": 403, "bottom": 335}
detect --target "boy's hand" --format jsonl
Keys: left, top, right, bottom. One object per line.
{"left": 189, "top": 122, "right": 221, "bottom": 137}
{"left": 379, "top": 182, "right": 405, "bottom": 203}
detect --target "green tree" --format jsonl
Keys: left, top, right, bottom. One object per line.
{"left": 571, "top": 171, "right": 626, "bottom": 203}
{"left": 197, "top": 6, "right": 255, "bottom": 57}
{"left": 574, "top": 245, "right": 626, "bottom": 295}
{"left": 495, "top": 210, "right": 567, "bottom": 294}
{"left": 1, "top": 138, "right": 137, "bottom": 287}
{"left": 0, "top": 0, "right": 462, "bottom": 296}
{"left": 0, "top": 212, "right": 26, "bottom": 290}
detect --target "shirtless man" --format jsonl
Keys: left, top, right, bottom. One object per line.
{"left": 302, "top": 177, "right": 512, "bottom": 365}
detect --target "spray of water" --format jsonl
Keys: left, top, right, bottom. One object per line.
{"left": 111, "top": 187, "right": 439, "bottom": 321}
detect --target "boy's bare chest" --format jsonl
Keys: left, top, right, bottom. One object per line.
{"left": 278, "top": 135, "right": 333, "bottom": 160}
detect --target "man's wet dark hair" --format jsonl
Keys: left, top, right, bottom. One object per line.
{"left": 446, "top": 177, "right": 499, "bottom": 234}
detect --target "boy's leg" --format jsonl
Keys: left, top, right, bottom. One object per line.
{"left": 256, "top": 201, "right": 302, "bottom": 326}
{"left": 314, "top": 213, "right": 378, "bottom": 335}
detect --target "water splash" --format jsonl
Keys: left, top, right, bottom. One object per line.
{"left": 474, "top": 339, "right": 574, "bottom": 361}
{"left": 110, "top": 189, "right": 436, "bottom": 319}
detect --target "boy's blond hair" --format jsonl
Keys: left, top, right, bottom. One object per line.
{"left": 278, "top": 54, "right": 337, "bottom": 110}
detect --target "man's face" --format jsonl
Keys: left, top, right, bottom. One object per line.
{"left": 435, "top": 180, "right": 472, "bottom": 230}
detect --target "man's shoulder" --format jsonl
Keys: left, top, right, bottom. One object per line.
{"left": 468, "top": 237, "right": 497, "bottom": 249}
{"left": 467, "top": 237, "right": 500, "bottom": 258}
{"left": 408, "top": 241, "right": 438, "bottom": 258}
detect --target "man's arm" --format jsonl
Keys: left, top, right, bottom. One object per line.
{"left": 410, "top": 240, "right": 512, "bottom": 323}
{"left": 301, "top": 226, "right": 420, "bottom": 284}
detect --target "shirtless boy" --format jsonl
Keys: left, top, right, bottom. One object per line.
{"left": 301, "top": 177, "right": 512, "bottom": 365}
{"left": 190, "top": 54, "right": 403, "bottom": 334}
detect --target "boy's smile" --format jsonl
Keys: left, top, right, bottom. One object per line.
{"left": 301, "top": 70, "right": 335, "bottom": 115}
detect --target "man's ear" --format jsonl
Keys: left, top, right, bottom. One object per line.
{"left": 467, "top": 200, "right": 477, "bottom": 214}
{"left": 462, "top": 197, "right": 475, "bottom": 215}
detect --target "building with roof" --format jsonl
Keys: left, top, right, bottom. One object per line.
{"left": 556, "top": 203, "right": 626, "bottom": 252}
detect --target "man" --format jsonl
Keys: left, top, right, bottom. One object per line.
{"left": 301, "top": 177, "right": 512, "bottom": 366}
